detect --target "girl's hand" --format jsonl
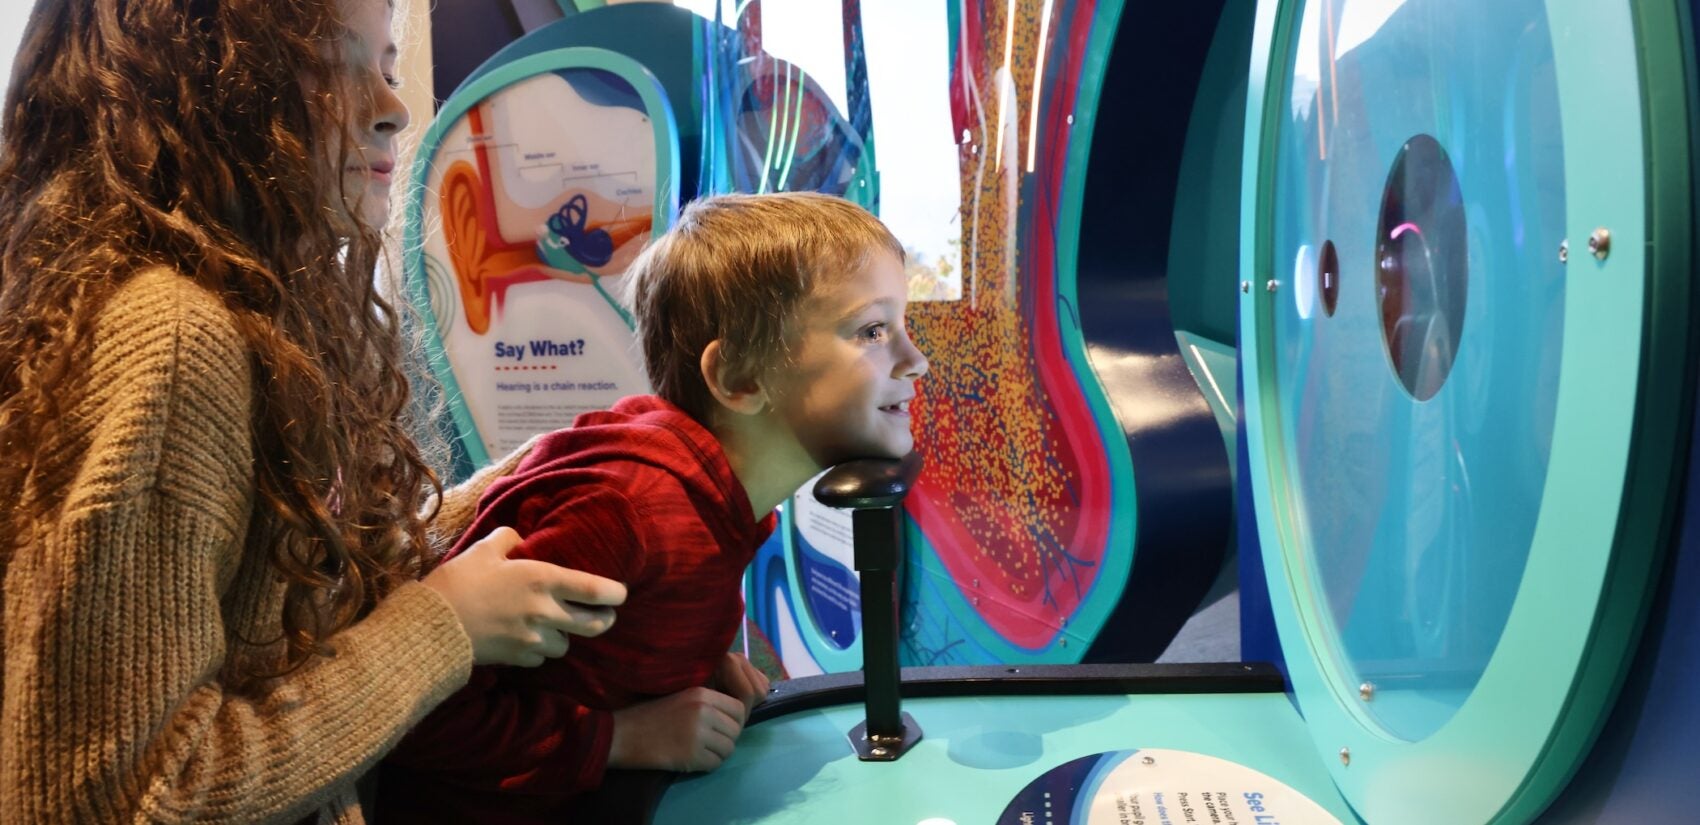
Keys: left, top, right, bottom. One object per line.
{"left": 422, "top": 526, "right": 627, "bottom": 667}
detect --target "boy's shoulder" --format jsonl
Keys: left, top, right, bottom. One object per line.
{"left": 523, "top": 395, "right": 722, "bottom": 475}
{"left": 489, "top": 393, "right": 755, "bottom": 526}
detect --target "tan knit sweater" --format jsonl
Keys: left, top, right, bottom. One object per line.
{"left": 1, "top": 269, "right": 528, "bottom": 824}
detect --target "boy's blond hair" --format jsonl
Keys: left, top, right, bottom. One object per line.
{"left": 625, "top": 192, "right": 903, "bottom": 423}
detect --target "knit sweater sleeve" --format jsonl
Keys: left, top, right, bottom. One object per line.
{"left": 0, "top": 272, "right": 474, "bottom": 825}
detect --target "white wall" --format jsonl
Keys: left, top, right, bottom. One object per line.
{"left": 0, "top": 5, "right": 29, "bottom": 106}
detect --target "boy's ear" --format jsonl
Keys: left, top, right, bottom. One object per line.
{"left": 701, "top": 340, "right": 767, "bottom": 416}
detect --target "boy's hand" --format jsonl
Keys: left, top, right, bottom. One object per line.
{"left": 608, "top": 687, "right": 747, "bottom": 773}
{"left": 709, "top": 653, "right": 770, "bottom": 714}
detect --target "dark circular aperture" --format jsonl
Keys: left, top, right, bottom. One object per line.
{"left": 1376, "top": 134, "right": 1468, "bottom": 401}
{"left": 1318, "top": 240, "right": 1340, "bottom": 317}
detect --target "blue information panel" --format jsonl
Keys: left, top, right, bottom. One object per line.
{"left": 999, "top": 749, "right": 1342, "bottom": 825}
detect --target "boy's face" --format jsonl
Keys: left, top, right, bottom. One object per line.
{"left": 766, "top": 249, "right": 929, "bottom": 467}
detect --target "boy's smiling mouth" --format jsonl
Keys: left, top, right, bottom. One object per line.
{"left": 878, "top": 399, "right": 912, "bottom": 416}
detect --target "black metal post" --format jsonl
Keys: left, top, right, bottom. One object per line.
{"left": 812, "top": 454, "right": 924, "bottom": 762}
{"left": 852, "top": 506, "right": 904, "bottom": 744}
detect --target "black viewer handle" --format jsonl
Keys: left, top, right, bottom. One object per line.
{"left": 812, "top": 452, "right": 923, "bottom": 510}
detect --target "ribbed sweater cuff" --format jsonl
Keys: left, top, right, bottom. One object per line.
{"left": 359, "top": 582, "right": 475, "bottom": 711}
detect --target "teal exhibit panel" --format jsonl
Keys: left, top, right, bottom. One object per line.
{"left": 693, "top": 0, "right": 878, "bottom": 206}
{"left": 404, "top": 48, "right": 679, "bottom": 467}
{"left": 1238, "top": 0, "right": 1695, "bottom": 820}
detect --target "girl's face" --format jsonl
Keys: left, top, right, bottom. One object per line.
{"left": 326, "top": 0, "right": 409, "bottom": 231}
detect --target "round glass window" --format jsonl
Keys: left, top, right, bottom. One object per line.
{"left": 1265, "top": 0, "right": 1567, "bottom": 741}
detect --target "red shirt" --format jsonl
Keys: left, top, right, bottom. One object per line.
{"left": 378, "top": 396, "right": 775, "bottom": 824}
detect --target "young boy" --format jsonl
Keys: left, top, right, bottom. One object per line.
{"left": 378, "top": 192, "right": 929, "bottom": 823}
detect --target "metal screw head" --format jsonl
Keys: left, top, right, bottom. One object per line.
{"left": 1558, "top": 239, "right": 1569, "bottom": 264}
{"left": 1358, "top": 682, "right": 1376, "bottom": 701}
{"left": 1266, "top": 279, "right": 1280, "bottom": 292}
{"left": 1241, "top": 280, "right": 1252, "bottom": 294}
{"left": 1141, "top": 756, "right": 1156, "bottom": 766}
{"left": 1339, "top": 747, "right": 1351, "bottom": 766}
{"left": 1589, "top": 227, "right": 1611, "bottom": 260}
{"left": 871, "top": 746, "right": 889, "bottom": 757}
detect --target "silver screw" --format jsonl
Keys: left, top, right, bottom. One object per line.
{"left": 1589, "top": 227, "right": 1612, "bottom": 260}
{"left": 871, "top": 746, "right": 889, "bottom": 757}
{"left": 1241, "top": 280, "right": 1251, "bottom": 294}
{"left": 1359, "top": 682, "right": 1376, "bottom": 701}
{"left": 1141, "top": 756, "right": 1156, "bottom": 766}
{"left": 1339, "top": 747, "right": 1351, "bottom": 766}
{"left": 1266, "top": 279, "right": 1280, "bottom": 292}
{"left": 1558, "top": 239, "right": 1569, "bottom": 264}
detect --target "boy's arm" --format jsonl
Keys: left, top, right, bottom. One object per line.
{"left": 385, "top": 483, "right": 645, "bottom": 796}
{"left": 384, "top": 667, "right": 617, "bottom": 795}
{"left": 420, "top": 434, "right": 543, "bottom": 560}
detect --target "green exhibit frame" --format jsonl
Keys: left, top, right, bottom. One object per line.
{"left": 403, "top": 47, "right": 681, "bottom": 470}
{"left": 1237, "top": 0, "right": 1695, "bottom": 822}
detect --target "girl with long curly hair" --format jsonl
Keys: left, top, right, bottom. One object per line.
{"left": 0, "top": 1, "right": 629, "bottom": 822}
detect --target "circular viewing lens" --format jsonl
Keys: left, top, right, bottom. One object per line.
{"left": 1318, "top": 240, "right": 1340, "bottom": 317}
{"left": 1376, "top": 134, "right": 1468, "bottom": 401}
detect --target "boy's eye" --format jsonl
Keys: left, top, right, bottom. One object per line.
{"left": 384, "top": 74, "right": 402, "bottom": 91}
{"left": 856, "top": 323, "right": 888, "bottom": 343}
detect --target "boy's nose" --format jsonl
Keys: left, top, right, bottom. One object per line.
{"left": 895, "top": 331, "right": 928, "bottom": 380}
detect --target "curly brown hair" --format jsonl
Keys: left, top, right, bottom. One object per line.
{"left": 0, "top": 0, "right": 441, "bottom": 679}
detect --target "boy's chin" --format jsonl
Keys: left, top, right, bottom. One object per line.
{"left": 814, "top": 438, "right": 912, "bottom": 469}
{"left": 861, "top": 437, "right": 914, "bottom": 463}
